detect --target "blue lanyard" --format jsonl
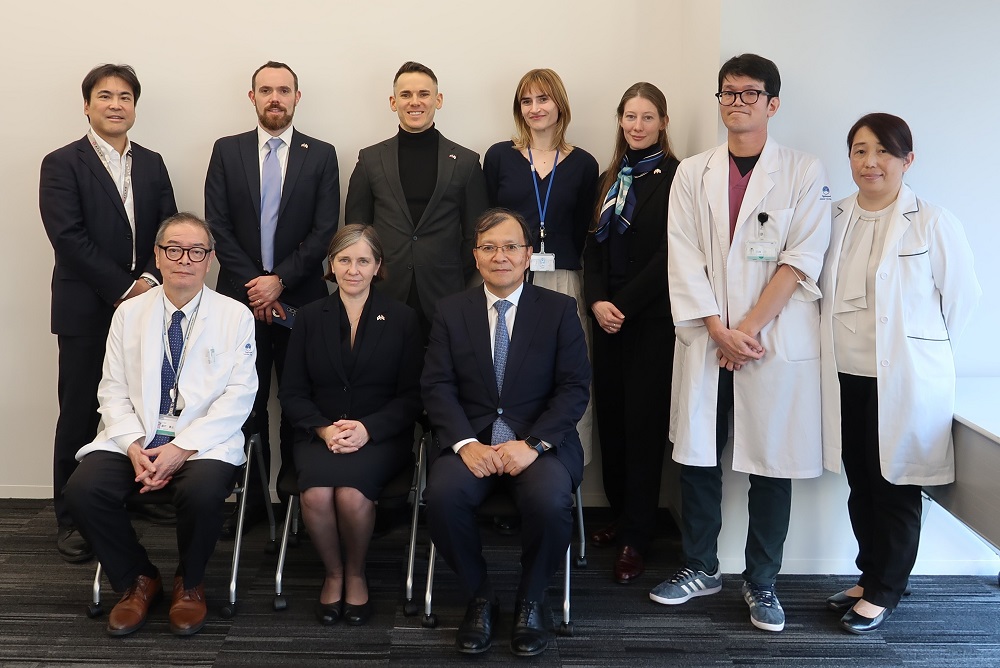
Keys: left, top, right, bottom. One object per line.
{"left": 527, "top": 147, "right": 559, "bottom": 252}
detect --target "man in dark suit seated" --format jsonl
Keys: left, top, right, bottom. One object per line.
{"left": 40, "top": 63, "right": 178, "bottom": 562}
{"left": 345, "top": 61, "right": 488, "bottom": 340}
{"left": 205, "top": 60, "right": 339, "bottom": 536}
{"left": 422, "top": 208, "right": 590, "bottom": 657}
{"left": 64, "top": 213, "right": 257, "bottom": 637}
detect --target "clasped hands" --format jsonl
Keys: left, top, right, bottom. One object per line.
{"left": 459, "top": 440, "right": 538, "bottom": 478}
{"left": 710, "top": 322, "right": 765, "bottom": 372}
{"left": 316, "top": 420, "right": 370, "bottom": 454}
{"left": 246, "top": 274, "right": 285, "bottom": 323}
{"left": 128, "top": 441, "right": 194, "bottom": 494}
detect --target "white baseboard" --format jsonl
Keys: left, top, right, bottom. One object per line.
{"left": 0, "top": 485, "right": 51, "bottom": 499}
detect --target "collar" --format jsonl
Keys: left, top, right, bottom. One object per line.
{"left": 163, "top": 287, "right": 205, "bottom": 319}
{"left": 484, "top": 282, "right": 524, "bottom": 310}
{"left": 90, "top": 128, "right": 131, "bottom": 159}
{"left": 257, "top": 124, "right": 295, "bottom": 151}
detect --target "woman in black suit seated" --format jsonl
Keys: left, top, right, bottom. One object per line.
{"left": 280, "top": 224, "right": 423, "bottom": 626}
{"left": 583, "top": 82, "right": 680, "bottom": 584}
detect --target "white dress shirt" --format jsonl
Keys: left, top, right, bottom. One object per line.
{"left": 257, "top": 124, "right": 294, "bottom": 186}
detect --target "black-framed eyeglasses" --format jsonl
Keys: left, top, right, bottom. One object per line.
{"left": 715, "top": 90, "right": 769, "bottom": 106}
{"left": 473, "top": 243, "right": 529, "bottom": 255}
{"left": 158, "top": 245, "right": 212, "bottom": 262}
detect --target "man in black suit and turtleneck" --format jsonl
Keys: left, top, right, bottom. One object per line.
{"left": 345, "top": 61, "right": 488, "bottom": 339}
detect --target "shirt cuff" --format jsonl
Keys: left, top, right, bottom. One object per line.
{"left": 452, "top": 438, "right": 477, "bottom": 453}
{"left": 119, "top": 280, "right": 137, "bottom": 302}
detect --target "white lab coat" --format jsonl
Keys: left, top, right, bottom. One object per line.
{"left": 820, "top": 185, "right": 981, "bottom": 485}
{"left": 667, "top": 137, "right": 831, "bottom": 478}
{"left": 77, "top": 285, "right": 258, "bottom": 466}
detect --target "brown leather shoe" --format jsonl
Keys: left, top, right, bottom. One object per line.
{"left": 107, "top": 573, "right": 163, "bottom": 636}
{"left": 169, "top": 576, "right": 207, "bottom": 636}
{"left": 613, "top": 545, "right": 645, "bottom": 584}
{"left": 590, "top": 522, "right": 618, "bottom": 547}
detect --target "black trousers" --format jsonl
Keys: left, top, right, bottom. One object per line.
{"left": 247, "top": 321, "right": 292, "bottom": 513}
{"left": 64, "top": 451, "right": 235, "bottom": 591}
{"left": 424, "top": 450, "right": 574, "bottom": 602}
{"left": 53, "top": 334, "right": 107, "bottom": 527}
{"left": 839, "top": 373, "right": 922, "bottom": 609}
{"left": 678, "top": 369, "right": 792, "bottom": 585}
{"left": 593, "top": 318, "right": 672, "bottom": 552}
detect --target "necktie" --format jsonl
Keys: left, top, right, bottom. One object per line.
{"left": 260, "top": 137, "right": 283, "bottom": 272}
{"left": 147, "top": 310, "right": 184, "bottom": 449}
{"left": 491, "top": 300, "right": 516, "bottom": 445}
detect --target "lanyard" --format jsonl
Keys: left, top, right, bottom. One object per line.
{"left": 88, "top": 129, "right": 132, "bottom": 206}
{"left": 162, "top": 291, "right": 203, "bottom": 416}
{"left": 527, "top": 147, "right": 559, "bottom": 253}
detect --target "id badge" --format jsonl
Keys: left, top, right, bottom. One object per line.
{"left": 154, "top": 414, "right": 178, "bottom": 443}
{"left": 745, "top": 239, "right": 778, "bottom": 262}
{"left": 530, "top": 252, "right": 556, "bottom": 272}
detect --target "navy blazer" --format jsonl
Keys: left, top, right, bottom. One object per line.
{"left": 421, "top": 282, "right": 590, "bottom": 486}
{"left": 205, "top": 128, "right": 339, "bottom": 308}
{"left": 279, "top": 286, "right": 424, "bottom": 449}
{"left": 40, "top": 136, "right": 177, "bottom": 336}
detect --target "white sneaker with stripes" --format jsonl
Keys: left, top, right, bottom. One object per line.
{"left": 649, "top": 567, "right": 723, "bottom": 605}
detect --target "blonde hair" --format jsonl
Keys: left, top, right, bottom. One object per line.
{"left": 511, "top": 68, "right": 572, "bottom": 153}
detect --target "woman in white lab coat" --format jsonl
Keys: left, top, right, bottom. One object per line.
{"left": 819, "top": 113, "right": 980, "bottom": 634}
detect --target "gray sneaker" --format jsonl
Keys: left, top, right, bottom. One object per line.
{"left": 649, "top": 567, "right": 723, "bottom": 605}
{"left": 742, "top": 581, "right": 785, "bottom": 631}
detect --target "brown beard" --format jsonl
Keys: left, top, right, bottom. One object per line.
{"left": 258, "top": 104, "right": 293, "bottom": 132}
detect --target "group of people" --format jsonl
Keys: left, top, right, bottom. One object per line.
{"left": 38, "top": 51, "right": 980, "bottom": 655}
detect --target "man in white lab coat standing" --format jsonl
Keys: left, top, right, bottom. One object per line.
{"left": 650, "top": 54, "right": 831, "bottom": 633}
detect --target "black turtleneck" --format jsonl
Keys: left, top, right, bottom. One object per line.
{"left": 397, "top": 125, "right": 439, "bottom": 224}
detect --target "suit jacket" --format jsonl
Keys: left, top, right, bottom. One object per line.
{"left": 421, "top": 282, "right": 590, "bottom": 486}
{"left": 76, "top": 286, "right": 258, "bottom": 466}
{"left": 583, "top": 156, "right": 680, "bottom": 321}
{"left": 344, "top": 131, "right": 488, "bottom": 318}
{"left": 205, "top": 128, "right": 339, "bottom": 308}
{"left": 279, "top": 286, "right": 424, "bottom": 449}
{"left": 40, "top": 136, "right": 177, "bottom": 336}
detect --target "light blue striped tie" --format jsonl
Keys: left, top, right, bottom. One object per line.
{"left": 260, "top": 137, "right": 282, "bottom": 272}
{"left": 491, "top": 300, "right": 516, "bottom": 445}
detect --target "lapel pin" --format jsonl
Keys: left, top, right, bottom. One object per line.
{"left": 300, "top": 143, "right": 309, "bottom": 149}
{"left": 377, "top": 314, "right": 385, "bottom": 321}
{"left": 653, "top": 168, "right": 662, "bottom": 174}
{"left": 448, "top": 154, "right": 457, "bottom": 160}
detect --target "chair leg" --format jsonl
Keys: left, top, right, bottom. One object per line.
{"left": 273, "top": 495, "right": 298, "bottom": 611}
{"left": 87, "top": 562, "right": 104, "bottom": 618}
{"left": 574, "top": 485, "right": 587, "bottom": 568}
{"left": 421, "top": 541, "right": 438, "bottom": 628}
{"left": 221, "top": 443, "right": 255, "bottom": 619}
{"left": 252, "top": 433, "right": 277, "bottom": 552}
{"left": 559, "top": 544, "right": 574, "bottom": 636}
{"left": 404, "top": 434, "right": 428, "bottom": 616}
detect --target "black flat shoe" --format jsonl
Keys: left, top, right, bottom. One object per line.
{"left": 316, "top": 600, "right": 343, "bottom": 625}
{"left": 456, "top": 597, "right": 498, "bottom": 654}
{"left": 826, "top": 589, "right": 862, "bottom": 613}
{"left": 344, "top": 600, "right": 372, "bottom": 626}
{"left": 840, "top": 606, "right": 892, "bottom": 634}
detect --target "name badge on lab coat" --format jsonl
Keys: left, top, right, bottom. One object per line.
{"left": 154, "top": 414, "right": 178, "bottom": 443}
{"left": 745, "top": 240, "right": 778, "bottom": 262}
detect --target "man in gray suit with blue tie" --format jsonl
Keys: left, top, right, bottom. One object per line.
{"left": 345, "top": 61, "right": 488, "bottom": 339}
{"left": 205, "top": 61, "right": 339, "bottom": 535}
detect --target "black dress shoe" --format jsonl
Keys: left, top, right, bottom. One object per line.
{"left": 316, "top": 600, "right": 343, "bottom": 625}
{"left": 57, "top": 526, "right": 93, "bottom": 563}
{"left": 455, "top": 597, "right": 498, "bottom": 654}
{"left": 127, "top": 501, "right": 177, "bottom": 525}
{"left": 344, "top": 600, "right": 373, "bottom": 626}
{"left": 511, "top": 599, "right": 549, "bottom": 657}
{"left": 826, "top": 589, "right": 862, "bottom": 613}
{"left": 493, "top": 516, "right": 521, "bottom": 536}
{"left": 840, "top": 606, "right": 892, "bottom": 634}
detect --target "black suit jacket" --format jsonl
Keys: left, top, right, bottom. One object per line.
{"left": 279, "top": 286, "right": 424, "bottom": 449}
{"left": 344, "top": 132, "right": 488, "bottom": 319}
{"left": 205, "top": 128, "right": 339, "bottom": 308}
{"left": 583, "top": 156, "right": 680, "bottom": 321}
{"left": 421, "top": 282, "right": 590, "bottom": 486}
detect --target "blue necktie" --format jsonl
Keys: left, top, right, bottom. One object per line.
{"left": 260, "top": 137, "right": 283, "bottom": 272}
{"left": 147, "top": 310, "right": 184, "bottom": 449}
{"left": 491, "top": 300, "right": 516, "bottom": 445}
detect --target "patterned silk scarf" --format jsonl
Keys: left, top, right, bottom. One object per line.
{"left": 594, "top": 150, "right": 664, "bottom": 242}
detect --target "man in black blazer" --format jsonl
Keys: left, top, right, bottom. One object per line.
{"left": 345, "top": 61, "right": 488, "bottom": 338}
{"left": 205, "top": 61, "right": 339, "bottom": 533}
{"left": 422, "top": 209, "right": 590, "bottom": 657}
{"left": 40, "top": 63, "right": 177, "bottom": 562}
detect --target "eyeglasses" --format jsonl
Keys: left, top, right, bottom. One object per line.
{"left": 158, "top": 245, "right": 212, "bottom": 262}
{"left": 715, "top": 90, "right": 769, "bottom": 106}
{"left": 473, "top": 243, "right": 529, "bottom": 255}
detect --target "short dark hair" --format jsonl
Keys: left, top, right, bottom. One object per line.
{"left": 847, "top": 113, "right": 913, "bottom": 159}
{"left": 324, "top": 224, "right": 386, "bottom": 283}
{"left": 718, "top": 53, "right": 780, "bottom": 98}
{"left": 82, "top": 64, "right": 140, "bottom": 102}
{"left": 252, "top": 61, "right": 299, "bottom": 91}
{"left": 156, "top": 212, "right": 216, "bottom": 247}
{"left": 475, "top": 208, "right": 532, "bottom": 247}
{"left": 393, "top": 61, "right": 438, "bottom": 87}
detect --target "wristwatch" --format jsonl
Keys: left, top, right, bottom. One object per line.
{"left": 525, "top": 436, "right": 549, "bottom": 455}
{"left": 141, "top": 276, "right": 157, "bottom": 288}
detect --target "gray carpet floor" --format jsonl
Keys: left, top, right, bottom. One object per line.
{"left": 1, "top": 499, "right": 999, "bottom": 667}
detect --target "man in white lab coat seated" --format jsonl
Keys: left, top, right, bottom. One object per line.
{"left": 651, "top": 54, "right": 831, "bottom": 633}
{"left": 64, "top": 212, "right": 257, "bottom": 638}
